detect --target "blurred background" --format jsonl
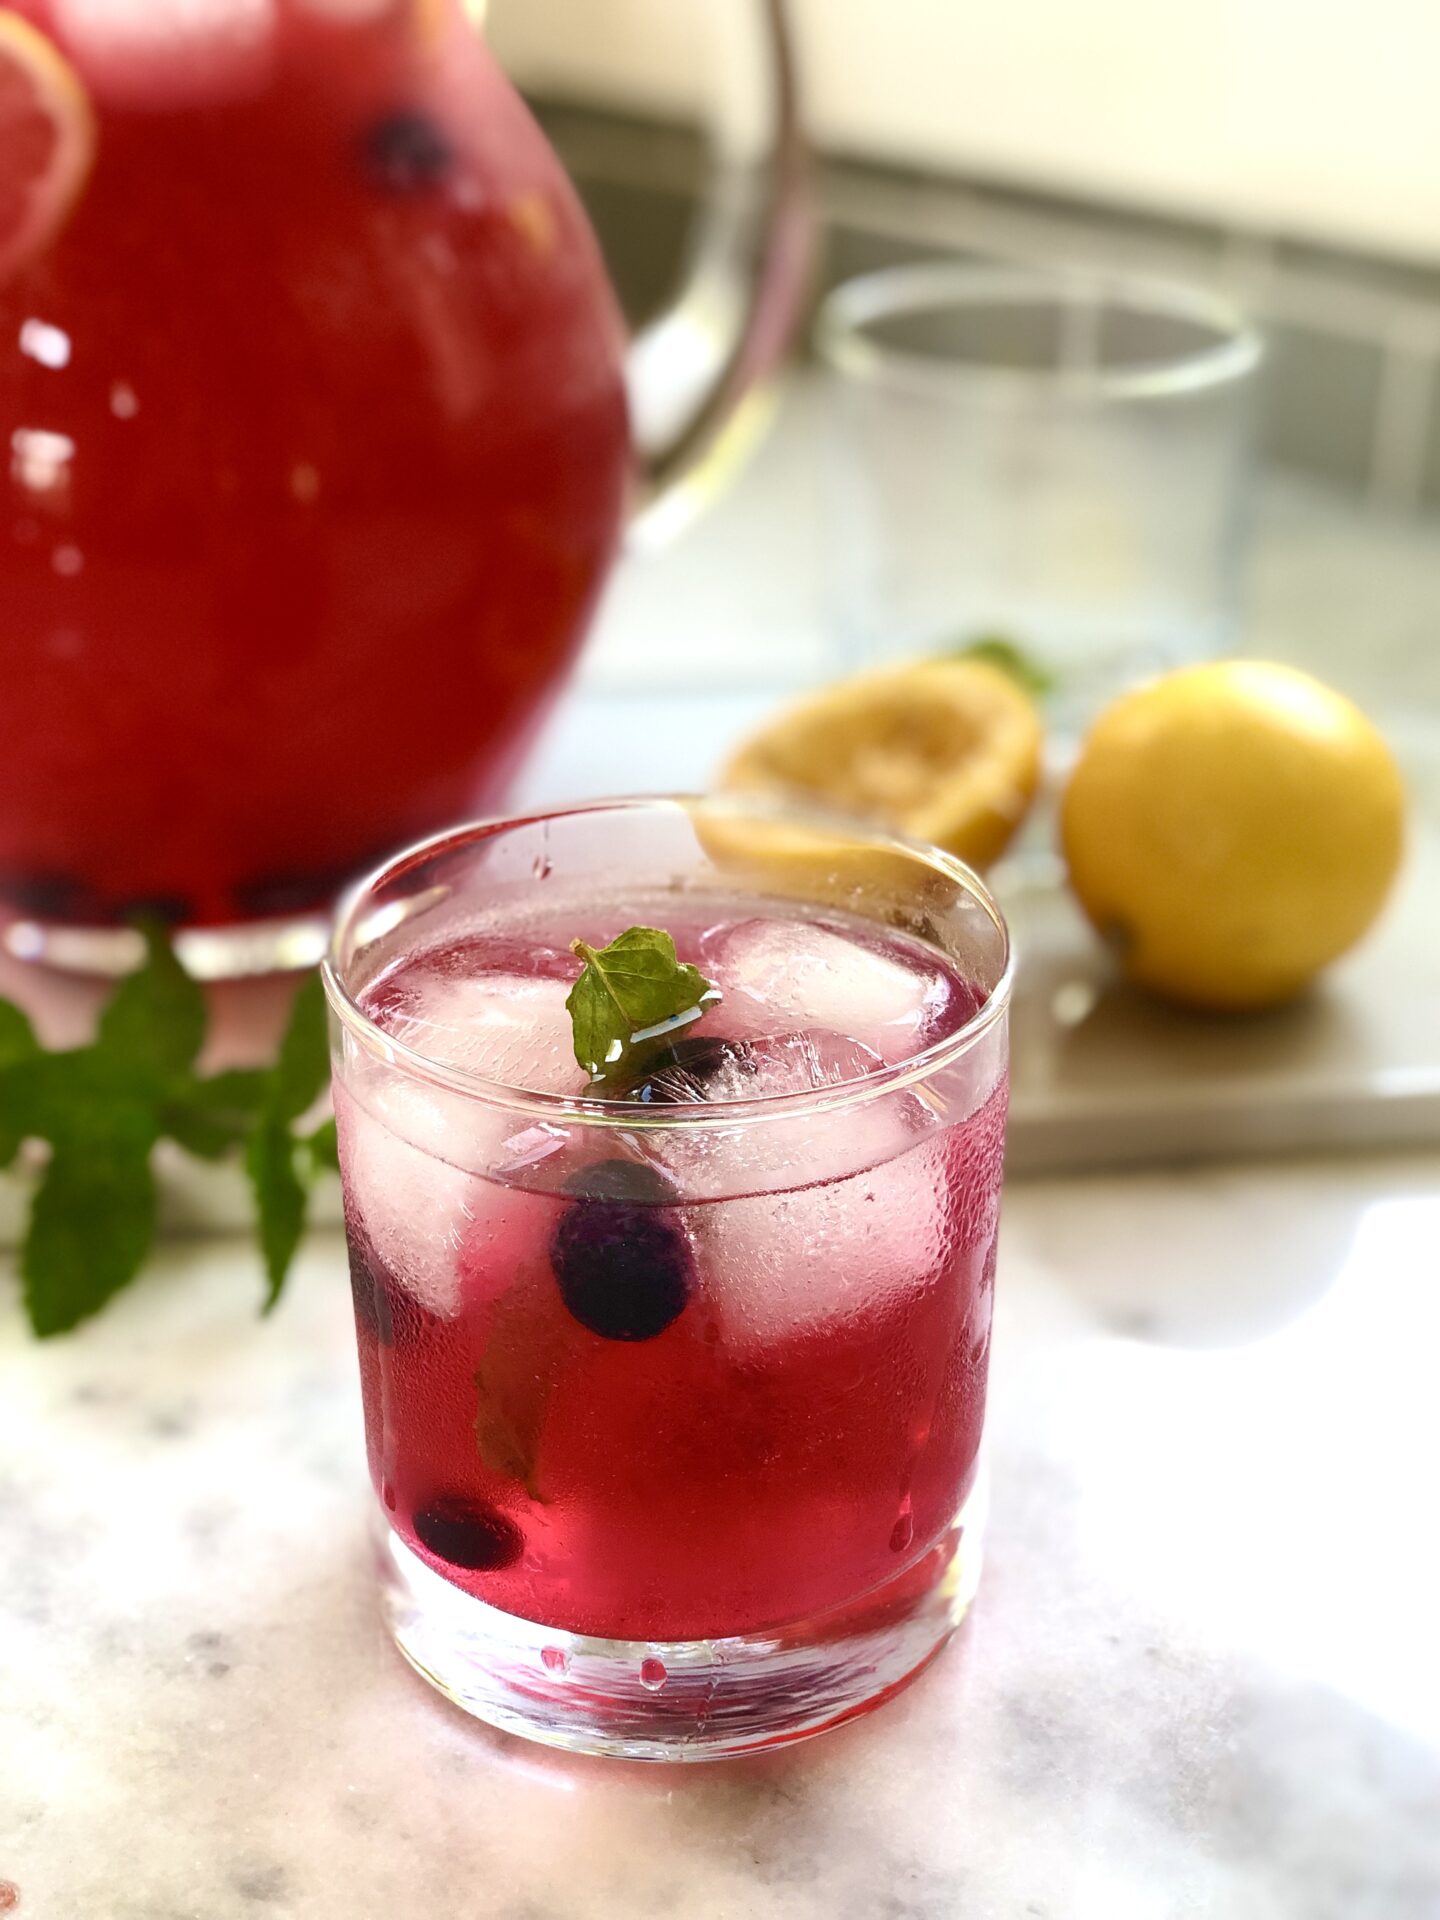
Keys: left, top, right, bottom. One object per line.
{"left": 490, "top": 0, "right": 1440, "bottom": 723}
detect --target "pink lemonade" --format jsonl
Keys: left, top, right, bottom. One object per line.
{"left": 0, "top": 1, "right": 627, "bottom": 926}
{"left": 335, "top": 901, "right": 1007, "bottom": 1646}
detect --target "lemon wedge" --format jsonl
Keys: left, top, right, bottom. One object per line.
{"left": 720, "top": 657, "right": 1043, "bottom": 871}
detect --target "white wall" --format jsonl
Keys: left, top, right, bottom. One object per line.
{"left": 488, "top": 0, "right": 1440, "bottom": 263}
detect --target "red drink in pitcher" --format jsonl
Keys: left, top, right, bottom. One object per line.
{"left": 0, "top": 0, "right": 628, "bottom": 928}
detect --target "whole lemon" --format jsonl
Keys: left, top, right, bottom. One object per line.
{"left": 1061, "top": 661, "right": 1406, "bottom": 1010}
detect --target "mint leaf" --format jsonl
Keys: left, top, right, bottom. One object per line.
{"left": 473, "top": 1366, "right": 545, "bottom": 1495}
{"left": 566, "top": 926, "right": 717, "bottom": 1080}
{"left": 0, "top": 998, "right": 40, "bottom": 1166}
{"left": 246, "top": 1116, "right": 308, "bottom": 1314}
{"left": 9, "top": 1051, "right": 165, "bottom": 1334}
{"left": 160, "top": 1068, "right": 270, "bottom": 1161}
{"left": 0, "top": 998, "right": 37, "bottom": 1068}
{"left": 268, "top": 972, "right": 330, "bottom": 1123}
{"left": 23, "top": 1110, "right": 159, "bottom": 1337}
{"left": 472, "top": 1283, "right": 571, "bottom": 1501}
{"left": 949, "top": 632, "right": 1056, "bottom": 698}
{"left": 5, "top": 932, "right": 337, "bottom": 1336}
{"left": 305, "top": 1117, "right": 339, "bottom": 1174}
{"left": 97, "top": 918, "right": 206, "bottom": 1083}
{"left": 241, "top": 973, "right": 333, "bottom": 1311}
{"left": 4, "top": 1046, "right": 146, "bottom": 1149}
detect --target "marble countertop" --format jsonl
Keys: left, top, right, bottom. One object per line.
{"left": 4, "top": 1149, "right": 1439, "bottom": 1919}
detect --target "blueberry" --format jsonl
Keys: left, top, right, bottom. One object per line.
{"left": 413, "top": 1496, "right": 522, "bottom": 1572}
{"left": 615, "top": 1036, "right": 757, "bottom": 1106}
{"left": 551, "top": 1160, "right": 692, "bottom": 1341}
{"left": 567, "top": 1158, "right": 674, "bottom": 1205}
{"left": 363, "top": 111, "right": 454, "bottom": 192}
{"left": 346, "top": 1235, "right": 394, "bottom": 1347}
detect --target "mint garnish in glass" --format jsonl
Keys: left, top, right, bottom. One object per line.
{"left": 566, "top": 926, "right": 718, "bottom": 1083}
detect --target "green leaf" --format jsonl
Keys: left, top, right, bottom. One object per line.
{"left": 473, "top": 1369, "right": 545, "bottom": 1495}
{"left": 3, "top": 1047, "right": 141, "bottom": 1148}
{"left": 566, "top": 926, "right": 717, "bottom": 1080}
{"left": 0, "top": 998, "right": 38, "bottom": 1069}
{"left": 5, "top": 931, "right": 337, "bottom": 1335}
{"left": 472, "top": 1283, "right": 571, "bottom": 1502}
{"left": 239, "top": 975, "right": 333, "bottom": 1311}
{"left": 245, "top": 1115, "right": 308, "bottom": 1314}
{"left": 269, "top": 972, "right": 330, "bottom": 1124}
{"left": 0, "top": 998, "right": 40, "bottom": 1166}
{"left": 160, "top": 1068, "right": 270, "bottom": 1161}
{"left": 949, "top": 632, "right": 1057, "bottom": 698}
{"left": 22, "top": 1112, "right": 159, "bottom": 1337}
{"left": 97, "top": 919, "right": 206, "bottom": 1083}
{"left": 305, "top": 1117, "right": 339, "bottom": 1174}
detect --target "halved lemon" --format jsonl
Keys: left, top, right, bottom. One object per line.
{"left": 0, "top": 10, "right": 95, "bottom": 283}
{"left": 719, "top": 657, "right": 1043, "bottom": 871}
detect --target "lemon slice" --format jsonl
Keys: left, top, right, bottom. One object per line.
{"left": 720, "top": 657, "right": 1043, "bottom": 871}
{"left": 0, "top": 11, "right": 95, "bottom": 283}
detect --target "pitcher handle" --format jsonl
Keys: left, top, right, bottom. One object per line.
{"left": 624, "top": 0, "right": 812, "bottom": 545}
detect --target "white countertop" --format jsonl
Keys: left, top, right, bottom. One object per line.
{"left": 3, "top": 1151, "right": 1438, "bottom": 1917}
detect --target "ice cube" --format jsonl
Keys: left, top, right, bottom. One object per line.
{"left": 625, "top": 1028, "right": 884, "bottom": 1108}
{"left": 336, "top": 1075, "right": 546, "bottom": 1319}
{"left": 375, "top": 966, "right": 582, "bottom": 1096}
{"left": 706, "top": 919, "right": 950, "bottom": 1065}
{"left": 339, "top": 965, "right": 583, "bottom": 1312}
{"left": 637, "top": 1029, "right": 934, "bottom": 1210}
{"left": 700, "top": 1130, "right": 959, "bottom": 1349}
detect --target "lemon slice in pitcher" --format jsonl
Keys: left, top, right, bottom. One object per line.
{"left": 720, "top": 657, "right": 1043, "bottom": 872}
{"left": 0, "top": 11, "right": 95, "bottom": 282}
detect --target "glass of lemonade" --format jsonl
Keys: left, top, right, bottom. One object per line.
{"left": 322, "top": 797, "right": 1012, "bottom": 1759}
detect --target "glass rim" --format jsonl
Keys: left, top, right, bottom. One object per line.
{"left": 815, "top": 260, "right": 1265, "bottom": 404}
{"left": 321, "top": 794, "right": 1013, "bottom": 1132}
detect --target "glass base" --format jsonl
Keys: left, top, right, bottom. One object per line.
{"left": 377, "top": 1476, "right": 985, "bottom": 1762}
{"left": 1, "top": 911, "right": 330, "bottom": 980}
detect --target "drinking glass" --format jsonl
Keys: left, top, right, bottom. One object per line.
{"left": 322, "top": 795, "right": 1011, "bottom": 1759}
{"left": 817, "top": 262, "right": 1263, "bottom": 727}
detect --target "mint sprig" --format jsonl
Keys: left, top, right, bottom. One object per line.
{"left": 246, "top": 971, "right": 330, "bottom": 1313}
{"left": 566, "top": 926, "right": 718, "bottom": 1082}
{"left": 0, "top": 925, "right": 337, "bottom": 1336}
{"left": 948, "top": 632, "right": 1057, "bottom": 698}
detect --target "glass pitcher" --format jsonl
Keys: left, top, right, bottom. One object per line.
{"left": 0, "top": 0, "right": 807, "bottom": 973}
